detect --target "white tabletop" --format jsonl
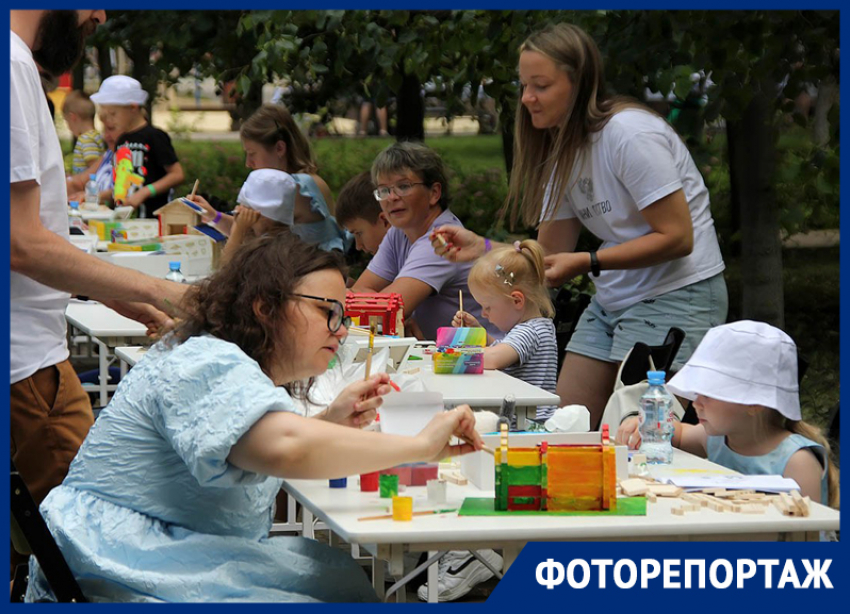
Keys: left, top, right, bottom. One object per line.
{"left": 420, "top": 368, "right": 560, "bottom": 408}
{"left": 65, "top": 302, "right": 149, "bottom": 338}
{"left": 114, "top": 346, "right": 148, "bottom": 367}
{"left": 283, "top": 449, "right": 839, "bottom": 548}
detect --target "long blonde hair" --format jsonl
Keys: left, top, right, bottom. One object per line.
{"left": 240, "top": 104, "right": 318, "bottom": 175}
{"left": 505, "top": 23, "right": 653, "bottom": 229}
{"left": 786, "top": 418, "right": 840, "bottom": 509}
{"left": 468, "top": 239, "right": 554, "bottom": 319}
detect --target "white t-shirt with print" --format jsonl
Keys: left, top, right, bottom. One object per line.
{"left": 10, "top": 31, "right": 71, "bottom": 384}
{"left": 543, "top": 108, "right": 724, "bottom": 312}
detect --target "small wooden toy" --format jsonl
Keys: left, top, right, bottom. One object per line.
{"left": 345, "top": 293, "right": 405, "bottom": 336}
{"left": 495, "top": 424, "right": 618, "bottom": 512}
{"left": 153, "top": 198, "right": 202, "bottom": 236}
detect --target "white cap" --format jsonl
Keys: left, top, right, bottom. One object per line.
{"left": 667, "top": 320, "right": 801, "bottom": 421}
{"left": 236, "top": 169, "right": 297, "bottom": 226}
{"left": 90, "top": 75, "right": 149, "bottom": 106}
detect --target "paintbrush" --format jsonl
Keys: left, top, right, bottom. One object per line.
{"left": 358, "top": 508, "right": 458, "bottom": 522}
{"left": 189, "top": 179, "right": 199, "bottom": 200}
{"left": 460, "top": 436, "right": 495, "bottom": 456}
{"left": 458, "top": 290, "right": 464, "bottom": 324}
{"left": 363, "top": 317, "right": 377, "bottom": 380}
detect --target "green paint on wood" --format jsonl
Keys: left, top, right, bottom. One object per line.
{"left": 459, "top": 497, "right": 647, "bottom": 516}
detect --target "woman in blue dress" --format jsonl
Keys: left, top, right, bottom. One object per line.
{"left": 26, "top": 231, "right": 481, "bottom": 602}
{"left": 189, "top": 104, "right": 351, "bottom": 253}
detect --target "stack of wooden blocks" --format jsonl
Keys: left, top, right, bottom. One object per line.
{"left": 617, "top": 477, "right": 811, "bottom": 517}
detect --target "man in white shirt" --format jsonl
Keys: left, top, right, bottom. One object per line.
{"left": 9, "top": 10, "right": 187, "bottom": 575}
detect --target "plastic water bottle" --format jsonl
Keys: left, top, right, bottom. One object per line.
{"left": 638, "top": 370, "right": 675, "bottom": 464}
{"left": 84, "top": 174, "right": 99, "bottom": 210}
{"left": 165, "top": 261, "right": 187, "bottom": 284}
{"left": 68, "top": 201, "right": 86, "bottom": 232}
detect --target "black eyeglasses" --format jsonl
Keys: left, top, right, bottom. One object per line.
{"left": 294, "top": 294, "right": 351, "bottom": 337}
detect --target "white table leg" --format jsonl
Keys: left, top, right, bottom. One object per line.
{"left": 427, "top": 550, "right": 439, "bottom": 603}
{"left": 302, "top": 508, "right": 314, "bottom": 539}
{"left": 502, "top": 544, "right": 523, "bottom": 571}
{"left": 95, "top": 338, "right": 109, "bottom": 407}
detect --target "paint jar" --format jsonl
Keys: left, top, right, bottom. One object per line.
{"left": 427, "top": 479, "right": 447, "bottom": 504}
{"left": 379, "top": 474, "right": 399, "bottom": 498}
{"left": 329, "top": 477, "right": 348, "bottom": 488}
{"left": 360, "top": 472, "right": 380, "bottom": 492}
{"left": 392, "top": 496, "right": 413, "bottom": 521}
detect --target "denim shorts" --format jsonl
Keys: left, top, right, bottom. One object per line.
{"left": 566, "top": 273, "right": 728, "bottom": 369}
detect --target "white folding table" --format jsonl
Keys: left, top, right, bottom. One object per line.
{"left": 65, "top": 302, "right": 149, "bottom": 407}
{"left": 282, "top": 449, "right": 840, "bottom": 602}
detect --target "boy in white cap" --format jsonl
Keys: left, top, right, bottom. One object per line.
{"left": 221, "top": 168, "right": 298, "bottom": 263}
{"left": 618, "top": 320, "right": 838, "bottom": 508}
{"left": 91, "top": 75, "right": 184, "bottom": 217}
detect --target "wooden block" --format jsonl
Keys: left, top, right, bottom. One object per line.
{"left": 682, "top": 493, "right": 704, "bottom": 506}
{"left": 619, "top": 478, "right": 648, "bottom": 497}
{"left": 440, "top": 471, "right": 468, "bottom": 486}
{"left": 646, "top": 491, "right": 658, "bottom": 503}
{"left": 773, "top": 495, "right": 793, "bottom": 516}
{"left": 647, "top": 484, "right": 684, "bottom": 498}
{"left": 672, "top": 504, "right": 700, "bottom": 515}
{"left": 790, "top": 490, "right": 810, "bottom": 517}
{"left": 778, "top": 492, "right": 797, "bottom": 516}
{"left": 738, "top": 504, "right": 767, "bottom": 514}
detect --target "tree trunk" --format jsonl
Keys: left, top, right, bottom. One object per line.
{"left": 499, "top": 98, "right": 514, "bottom": 178}
{"left": 395, "top": 72, "right": 424, "bottom": 142}
{"left": 726, "top": 89, "right": 784, "bottom": 328}
{"left": 72, "top": 59, "right": 85, "bottom": 93}
{"left": 813, "top": 77, "right": 838, "bottom": 147}
{"left": 129, "top": 41, "right": 154, "bottom": 121}
{"left": 96, "top": 43, "right": 112, "bottom": 82}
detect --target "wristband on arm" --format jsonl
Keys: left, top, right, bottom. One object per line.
{"left": 589, "top": 250, "right": 601, "bottom": 277}
{"left": 484, "top": 238, "right": 492, "bottom": 253}
{"left": 212, "top": 210, "right": 222, "bottom": 225}
{"left": 146, "top": 184, "right": 157, "bottom": 197}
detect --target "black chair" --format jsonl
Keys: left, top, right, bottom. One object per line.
{"left": 10, "top": 461, "right": 87, "bottom": 602}
{"left": 619, "top": 327, "right": 686, "bottom": 387}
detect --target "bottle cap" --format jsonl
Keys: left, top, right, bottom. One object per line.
{"left": 69, "top": 201, "right": 79, "bottom": 209}
{"left": 647, "top": 370, "right": 666, "bottom": 384}
{"left": 90, "top": 174, "right": 96, "bottom": 180}
{"left": 169, "top": 261, "right": 181, "bottom": 270}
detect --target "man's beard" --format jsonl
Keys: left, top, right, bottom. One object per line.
{"left": 32, "top": 10, "right": 93, "bottom": 77}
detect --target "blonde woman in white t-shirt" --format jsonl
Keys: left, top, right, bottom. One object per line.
{"left": 431, "top": 23, "right": 727, "bottom": 430}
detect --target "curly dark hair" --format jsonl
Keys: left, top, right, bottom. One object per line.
{"left": 170, "top": 229, "right": 347, "bottom": 399}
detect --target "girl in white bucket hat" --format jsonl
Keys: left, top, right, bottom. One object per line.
{"left": 619, "top": 320, "right": 838, "bottom": 509}
{"left": 220, "top": 168, "right": 299, "bottom": 264}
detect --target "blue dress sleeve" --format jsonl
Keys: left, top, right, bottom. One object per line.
{"left": 153, "top": 336, "right": 296, "bottom": 487}
{"left": 290, "top": 173, "right": 353, "bottom": 252}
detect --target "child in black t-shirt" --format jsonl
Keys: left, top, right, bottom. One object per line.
{"left": 91, "top": 75, "right": 184, "bottom": 218}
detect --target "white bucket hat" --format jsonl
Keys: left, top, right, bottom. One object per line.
{"left": 667, "top": 320, "right": 801, "bottom": 420}
{"left": 90, "top": 75, "right": 149, "bottom": 106}
{"left": 236, "top": 169, "right": 297, "bottom": 226}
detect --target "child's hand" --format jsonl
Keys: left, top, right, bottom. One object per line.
{"left": 187, "top": 194, "right": 216, "bottom": 221}
{"left": 233, "top": 205, "right": 262, "bottom": 234}
{"left": 615, "top": 416, "right": 641, "bottom": 449}
{"left": 325, "top": 374, "right": 393, "bottom": 428}
{"left": 452, "top": 310, "right": 481, "bottom": 328}
{"left": 124, "top": 187, "right": 148, "bottom": 210}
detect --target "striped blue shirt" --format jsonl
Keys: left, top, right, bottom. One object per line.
{"left": 493, "top": 317, "right": 559, "bottom": 420}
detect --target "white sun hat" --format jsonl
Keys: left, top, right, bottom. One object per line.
{"left": 236, "top": 169, "right": 297, "bottom": 226}
{"left": 90, "top": 75, "right": 149, "bottom": 106}
{"left": 667, "top": 320, "right": 801, "bottom": 421}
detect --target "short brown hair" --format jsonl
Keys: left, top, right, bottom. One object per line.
{"left": 336, "top": 171, "right": 382, "bottom": 226}
{"left": 371, "top": 141, "right": 451, "bottom": 210}
{"left": 170, "top": 230, "right": 347, "bottom": 399}
{"left": 62, "top": 90, "right": 96, "bottom": 120}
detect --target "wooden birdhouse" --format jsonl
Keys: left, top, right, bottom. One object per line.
{"left": 153, "top": 198, "right": 203, "bottom": 236}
